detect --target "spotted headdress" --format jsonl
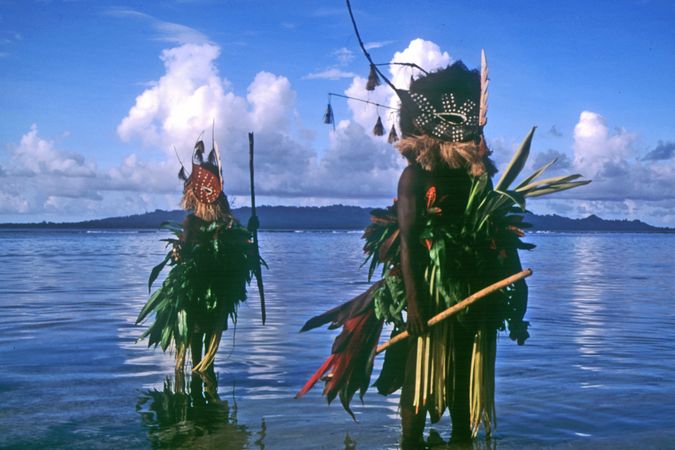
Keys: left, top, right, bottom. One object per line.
{"left": 398, "top": 60, "right": 485, "bottom": 143}
{"left": 178, "top": 137, "right": 232, "bottom": 222}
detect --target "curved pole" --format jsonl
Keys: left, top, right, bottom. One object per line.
{"left": 376, "top": 268, "right": 533, "bottom": 354}
{"left": 345, "top": 0, "right": 398, "bottom": 91}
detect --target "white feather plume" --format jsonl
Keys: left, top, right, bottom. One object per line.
{"left": 479, "top": 49, "right": 489, "bottom": 127}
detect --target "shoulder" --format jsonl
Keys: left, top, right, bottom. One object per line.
{"left": 398, "top": 164, "right": 426, "bottom": 196}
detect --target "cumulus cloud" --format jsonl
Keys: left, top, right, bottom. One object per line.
{"left": 573, "top": 111, "right": 634, "bottom": 177}
{"left": 0, "top": 124, "right": 183, "bottom": 219}
{"left": 115, "top": 41, "right": 404, "bottom": 202}
{"left": 5, "top": 32, "right": 673, "bottom": 226}
{"left": 117, "top": 43, "right": 242, "bottom": 152}
{"left": 12, "top": 125, "right": 97, "bottom": 177}
{"left": 531, "top": 111, "right": 675, "bottom": 206}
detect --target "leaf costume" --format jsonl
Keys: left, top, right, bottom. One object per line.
{"left": 297, "top": 55, "right": 589, "bottom": 439}
{"left": 137, "top": 138, "right": 265, "bottom": 373}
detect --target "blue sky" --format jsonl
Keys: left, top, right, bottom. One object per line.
{"left": 1, "top": 0, "right": 674, "bottom": 225}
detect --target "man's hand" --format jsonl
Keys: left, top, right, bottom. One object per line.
{"left": 406, "top": 298, "right": 428, "bottom": 336}
{"left": 508, "top": 320, "right": 530, "bottom": 345}
{"left": 247, "top": 215, "right": 260, "bottom": 233}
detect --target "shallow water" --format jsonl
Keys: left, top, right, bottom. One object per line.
{"left": 0, "top": 230, "right": 674, "bottom": 449}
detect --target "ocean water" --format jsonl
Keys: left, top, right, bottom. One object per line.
{"left": 0, "top": 230, "right": 674, "bottom": 449}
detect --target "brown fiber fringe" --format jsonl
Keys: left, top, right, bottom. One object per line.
{"left": 396, "top": 135, "right": 497, "bottom": 177}
{"left": 181, "top": 189, "right": 233, "bottom": 223}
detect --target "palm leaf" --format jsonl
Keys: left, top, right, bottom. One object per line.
{"left": 148, "top": 254, "right": 171, "bottom": 293}
{"left": 526, "top": 180, "right": 592, "bottom": 197}
{"left": 494, "top": 127, "right": 536, "bottom": 191}
{"left": 516, "top": 174, "right": 583, "bottom": 194}
{"left": 515, "top": 158, "right": 558, "bottom": 190}
{"left": 136, "top": 289, "right": 163, "bottom": 324}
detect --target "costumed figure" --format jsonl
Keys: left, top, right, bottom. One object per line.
{"left": 296, "top": 2, "right": 590, "bottom": 447}
{"left": 137, "top": 133, "right": 266, "bottom": 374}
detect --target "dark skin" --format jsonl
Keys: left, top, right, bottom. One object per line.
{"left": 398, "top": 163, "right": 473, "bottom": 447}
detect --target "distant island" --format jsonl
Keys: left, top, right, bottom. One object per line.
{"left": 1, "top": 205, "right": 673, "bottom": 233}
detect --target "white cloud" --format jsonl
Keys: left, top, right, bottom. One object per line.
{"left": 0, "top": 191, "right": 29, "bottom": 214}
{"left": 247, "top": 71, "right": 296, "bottom": 132}
{"left": 115, "top": 42, "right": 403, "bottom": 202}
{"left": 13, "top": 124, "right": 96, "bottom": 177}
{"left": 364, "top": 40, "right": 396, "bottom": 50}
{"left": 389, "top": 38, "right": 451, "bottom": 90}
{"left": 117, "top": 43, "right": 240, "bottom": 153}
{"left": 522, "top": 111, "right": 675, "bottom": 218}
{"left": 573, "top": 111, "right": 634, "bottom": 178}
{"left": 304, "top": 68, "right": 356, "bottom": 80}
{"left": 105, "top": 8, "right": 209, "bottom": 45}
{"left": 333, "top": 47, "right": 354, "bottom": 66}
{"left": 343, "top": 38, "right": 451, "bottom": 136}
{"left": 4, "top": 35, "right": 674, "bottom": 227}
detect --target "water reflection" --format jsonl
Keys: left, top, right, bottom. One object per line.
{"left": 570, "top": 236, "right": 607, "bottom": 366}
{"left": 424, "top": 429, "right": 498, "bottom": 450}
{"left": 136, "top": 371, "right": 257, "bottom": 449}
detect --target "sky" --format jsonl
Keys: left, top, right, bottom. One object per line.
{"left": 0, "top": 0, "right": 674, "bottom": 226}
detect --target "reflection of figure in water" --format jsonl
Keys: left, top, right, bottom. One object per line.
{"left": 137, "top": 372, "right": 254, "bottom": 449}
{"left": 297, "top": 2, "right": 589, "bottom": 449}
{"left": 136, "top": 132, "right": 265, "bottom": 373}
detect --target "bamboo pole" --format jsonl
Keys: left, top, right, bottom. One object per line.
{"left": 376, "top": 268, "right": 532, "bottom": 354}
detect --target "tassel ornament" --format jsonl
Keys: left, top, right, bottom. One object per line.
{"left": 373, "top": 116, "right": 385, "bottom": 136}
{"left": 323, "top": 103, "right": 334, "bottom": 125}
{"left": 387, "top": 124, "right": 398, "bottom": 144}
{"left": 366, "top": 64, "right": 381, "bottom": 91}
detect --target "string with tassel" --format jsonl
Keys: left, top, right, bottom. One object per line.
{"left": 322, "top": 93, "right": 398, "bottom": 129}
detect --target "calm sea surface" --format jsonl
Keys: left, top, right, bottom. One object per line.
{"left": 0, "top": 230, "right": 674, "bottom": 449}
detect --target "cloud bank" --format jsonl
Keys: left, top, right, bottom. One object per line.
{"left": 2, "top": 34, "right": 674, "bottom": 226}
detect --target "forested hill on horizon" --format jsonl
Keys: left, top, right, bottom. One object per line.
{"left": 1, "top": 206, "right": 673, "bottom": 233}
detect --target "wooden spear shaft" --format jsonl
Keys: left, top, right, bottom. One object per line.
{"left": 249, "top": 132, "right": 266, "bottom": 325}
{"left": 375, "top": 268, "right": 533, "bottom": 354}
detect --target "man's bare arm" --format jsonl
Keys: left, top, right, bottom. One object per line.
{"left": 397, "top": 165, "right": 428, "bottom": 336}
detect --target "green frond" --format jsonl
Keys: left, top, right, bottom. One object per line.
{"left": 515, "top": 158, "right": 558, "bottom": 190}
{"left": 494, "top": 127, "right": 536, "bottom": 191}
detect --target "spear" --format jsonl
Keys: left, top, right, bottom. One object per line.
{"left": 248, "top": 132, "right": 266, "bottom": 325}
{"left": 376, "top": 268, "right": 533, "bottom": 354}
